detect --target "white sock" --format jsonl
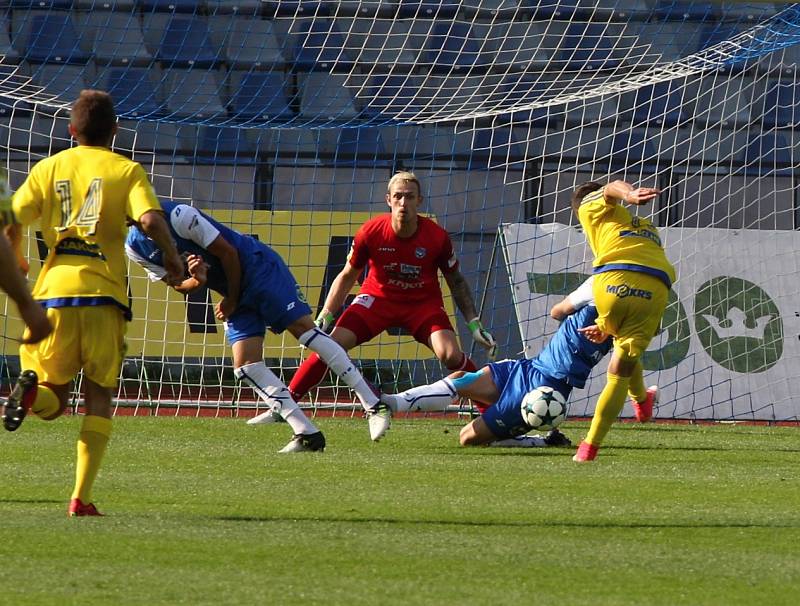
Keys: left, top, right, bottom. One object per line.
{"left": 235, "top": 362, "right": 318, "bottom": 435}
{"left": 299, "top": 327, "right": 379, "bottom": 410}
{"left": 387, "top": 378, "right": 457, "bottom": 412}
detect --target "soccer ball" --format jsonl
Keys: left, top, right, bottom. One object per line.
{"left": 520, "top": 386, "right": 567, "bottom": 431}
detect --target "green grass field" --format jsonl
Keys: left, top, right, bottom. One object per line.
{"left": 2, "top": 416, "right": 799, "bottom": 605}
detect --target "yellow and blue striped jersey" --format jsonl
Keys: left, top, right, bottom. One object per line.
{"left": 577, "top": 188, "right": 676, "bottom": 287}
{"left": 12, "top": 145, "right": 160, "bottom": 317}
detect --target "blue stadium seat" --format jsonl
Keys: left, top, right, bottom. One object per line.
{"left": 12, "top": 11, "right": 91, "bottom": 64}
{"left": 461, "top": 1, "right": 532, "bottom": 19}
{"left": 336, "top": 1, "right": 397, "bottom": 17}
{"left": 94, "top": 65, "right": 165, "bottom": 118}
{"left": 611, "top": 129, "right": 657, "bottom": 167}
{"left": 694, "top": 76, "right": 754, "bottom": 127}
{"left": 291, "top": 19, "right": 354, "bottom": 72}
{"left": 396, "top": 1, "right": 461, "bottom": 18}
{"left": 467, "top": 127, "right": 523, "bottom": 170}
{"left": 0, "top": 12, "right": 20, "bottom": 63}
{"left": 228, "top": 71, "right": 294, "bottom": 122}
{"left": 637, "top": 21, "right": 704, "bottom": 63}
{"left": 160, "top": 67, "right": 226, "bottom": 119}
{"left": 260, "top": 1, "right": 329, "bottom": 17}
{"left": 28, "top": 62, "right": 89, "bottom": 103}
{"left": 7, "top": 1, "right": 75, "bottom": 8}
{"left": 609, "top": 1, "right": 653, "bottom": 21}
{"left": 318, "top": 128, "right": 390, "bottom": 167}
{"left": 423, "top": 21, "right": 484, "bottom": 74}
{"left": 472, "top": 21, "right": 551, "bottom": 72}
{"left": 191, "top": 126, "right": 257, "bottom": 164}
{"left": 143, "top": 14, "right": 221, "bottom": 68}
{"left": 209, "top": 15, "right": 285, "bottom": 69}
{"left": 298, "top": 72, "right": 359, "bottom": 124}
{"left": 77, "top": 11, "right": 152, "bottom": 66}
{"left": 340, "top": 17, "right": 417, "bottom": 73}
{"left": 623, "top": 79, "right": 693, "bottom": 127}
{"left": 492, "top": 74, "right": 558, "bottom": 127}
{"left": 74, "top": 1, "right": 137, "bottom": 9}
{"left": 556, "top": 22, "right": 627, "bottom": 71}
{"left": 653, "top": 1, "right": 722, "bottom": 21}
{"left": 357, "top": 73, "right": 424, "bottom": 122}
{"left": 205, "top": 0, "right": 262, "bottom": 15}
{"left": 741, "top": 131, "right": 793, "bottom": 171}
{"left": 137, "top": 0, "right": 206, "bottom": 12}
{"left": 760, "top": 80, "right": 799, "bottom": 128}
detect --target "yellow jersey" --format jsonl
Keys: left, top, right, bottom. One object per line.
{"left": 12, "top": 145, "right": 161, "bottom": 318}
{"left": 578, "top": 188, "right": 676, "bottom": 287}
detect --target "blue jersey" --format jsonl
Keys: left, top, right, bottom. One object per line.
{"left": 125, "top": 200, "right": 311, "bottom": 340}
{"left": 531, "top": 305, "right": 611, "bottom": 389}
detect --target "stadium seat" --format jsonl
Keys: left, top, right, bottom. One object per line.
{"left": 611, "top": 128, "right": 657, "bottom": 167}
{"left": 653, "top": 1, "right": 722, "bottom": 21}
{"left": 740, "top": 130, "right": 793, "bottom": 170}
{"left": 8, "top": 1, "right": 75, "bottom": 8}
{"left": 552, "top": 22, "right": 631, "bottom": 71}
{"left": 636, "top": 21, "right": 705, "bottom": 63}
{"left": 461, "top": 1, "right": 532, "bottom": 19}
{"left": 336, "top": 1, "right": 397, "bottom": 17}
{"left": 467, "top": 126, "right": 524, "bottom": 170}
{"left": 142, "top": 13, "right": 221, "bottom": 68}
{"left": 205, "top": 0, "right": 262, "bottom": 15}
{"left": 298, "top": 72, "right": 359, "bottom": 124}
{"left": 137, "top": 0, "right": 206, "bottom": 12}
{"left": 28, "top": 62, "right": 89, "bottom": 103}
{"left": 564, "top": 95, "right": 619, "bottom": 126}
{"left": 396, "top": 1, "right": 461, "bottom": 19}
{"left": 260, "top": 1, "right": 329, "bottom": 17}
{"left": 694, "top": 75, "right": 754, "bottom": 127}
{"left": 209, "top": 16, "right": 285, "bottom": 70}
{"left": 421, "top": 21, "right": 485, "bottom": 74}
{"left": 620, "top": 78, "right": 694, "bottom": 127}
{"left": 493, "top": 74, "right": 560, "bottom": 127}
{"left": 339, "top": 17, "right": 417, "bottom": 73}
{"left": 93, "top": 65, "right": 165, "bottom": 118}
{"left": 316, "top": 127, "right": 390, "bottom": 167}
{"left": 609, "top": 1, "right": 654, "bottom": 21}
{"left": 721, "top": 1, "right": 780, "bottom": 22}
{"left": 76, "top": 11, "right": 152, "bottom": 66}
{"left": 472, "top": 21, "right": 552, "bottom": 72}
{"left": 228, "top": 70, "right": 294, "bottom": 122}
{"left": 113, "top": 118, "right": 179, "bottom": 154}
{"left": 74, "top": 1, "right": 137, "bottom": 10}
{"left": 11, "top": 11, "right": 91, "bottom": 64}
{"left": 0, "top": 12, "right": 20, "bottom": 63}
{"left": 160, "top": 67, "right": 226, "bottom": 119}
{"left": 356, "top": 73, "right": 425, "bottom": 122}
{"left": 760, "top": 79, "right": 799, "bottom": 128}
{"left": 190, "top": 125, "right": 257, "bottom": 164}
{"left": 291, "top": 18, "right": 354, "bottom": 72}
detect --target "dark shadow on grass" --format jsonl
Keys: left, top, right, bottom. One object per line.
{"left": 212, "top": 514, "right": 800, "bottom": 530}
{"left": 0, "top": 498, "right": 62, "bottom": 504}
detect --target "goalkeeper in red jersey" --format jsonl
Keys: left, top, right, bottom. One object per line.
{"left": 280, "top": 171, "right": 497, "bottom": 439}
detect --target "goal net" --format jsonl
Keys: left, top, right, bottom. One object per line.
{"left": 1, "top": 0, "right": 798, "bottom": 422}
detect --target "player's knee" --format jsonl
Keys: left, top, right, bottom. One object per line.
{"left": 441, "top": 350, "right": 467, "bottom": 370}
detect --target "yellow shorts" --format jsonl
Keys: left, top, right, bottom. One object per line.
{"left": 20, "top": 306, "right": 127, "bottom": 388}
{"left": 592, "top": 270, "right": 669, "bottom": 361}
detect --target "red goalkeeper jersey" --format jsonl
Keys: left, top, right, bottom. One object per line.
{"left": 348, "top": 214, "right": 459, "bottom": 303}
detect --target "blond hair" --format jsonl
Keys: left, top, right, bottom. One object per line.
{"left": 387, "top": 171, "right": 421, "bottom": 195}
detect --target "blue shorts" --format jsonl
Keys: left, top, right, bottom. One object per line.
{"left": 224, "top": 255, "right": 312, "bottom": 345}
{"left": 482, "top": 359, "right": 572, "bottom": 440}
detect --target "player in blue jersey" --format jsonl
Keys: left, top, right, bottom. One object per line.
{"left": 126, "top": 201, "right": 389, "bottom": 451}
{"left": 382, "top": 277, "right": 657, "bottom": 447}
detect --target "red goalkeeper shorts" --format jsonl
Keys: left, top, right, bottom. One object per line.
{"left": 335, "top": 293, "right": 455, "bottom": 346}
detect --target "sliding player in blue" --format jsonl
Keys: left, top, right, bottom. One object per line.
{"left": 126, "top": 200, "right": 388, "bottom": 452}
{"left": 382, "top": 277, "right": 658, "bottom": 447}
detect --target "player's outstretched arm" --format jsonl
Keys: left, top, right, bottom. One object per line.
{"left": 444, "top": 270, "right": 497, "bottom": 358}
{"left": 138, "top": 210, "right": 183, "bottom": 286}
{"left": 0, "top": 232, "right": 51, "bottom": 344}
{"left": 316, "top": 263, "right": 362, "bottom": 331}
{"left": 603, "top": 180, "right": 660, "bottom": 206}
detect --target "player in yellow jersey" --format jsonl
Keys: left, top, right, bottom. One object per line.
{"left": 2, "top": 90, "right": 183, "bottom": 516}
{"left": 570, "top": 180, "right": 676, "bottom": 462}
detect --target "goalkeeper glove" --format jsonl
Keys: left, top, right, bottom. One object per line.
{"left": 315, "top": 309, "right": 335, "bottom": 333}
{"left": 468, "top": 318, "right": 497, "bottom": 360}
